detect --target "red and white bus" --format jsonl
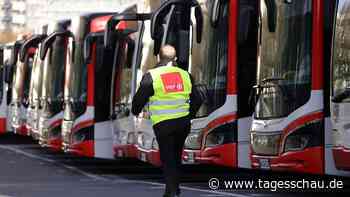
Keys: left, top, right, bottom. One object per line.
{"left": 130, "top": 0, "right": 204, "bottom": 166}
{"left": 331, "top": 0, "right": 350, "bottom": 172}
{"left": 250, "top": 0, "right": 349, "bottom": 176}
{"left": 131, "top": 0, "right": 258, "bottom": 169}
{"left": 3, "top": 43, "right": 16, "bottom": 134}
{"left": 38, "top": 20, "right": 72, "bottom": 150}
{"left": 10, "top": 36, "right": 44, "bottom": 136}
{"left": 104, "top": 13, "right": 152, "bottom": 160}
{"left": 61, "top": 12, "right": 133, "bottom": 158}
{"left": 26, "top": 26, "right": 48, "bottom": 139}
{"left": 0, "top": 47, "right": 8, "bottom": 134}
{"left": 180, "top": 0, "right": 258, "bottom": 168}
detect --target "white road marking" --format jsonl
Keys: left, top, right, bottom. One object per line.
{"left": 0, "top": 145, "right": 252, "bottom": 197}
{"left": 0, "top": 145, "right": 108, "bottom": 181}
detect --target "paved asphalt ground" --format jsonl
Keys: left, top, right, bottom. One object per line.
{"left": 0, "top": 133, "right": 349, "bottom": 197}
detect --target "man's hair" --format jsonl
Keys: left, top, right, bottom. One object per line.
{"left": 159, "top": 45, "right": 176, "bottom": 64}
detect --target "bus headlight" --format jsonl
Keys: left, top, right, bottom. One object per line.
{"left": 204, "top": 122, "right": 236, "bottom": 148}
{"left": 284, "top": 134, "right": 310, "bottom": 152}
{"left": 283, "top": 120, "right": 322, "bottom": 153}
{"left": 39, "top": 117, "right": 48, "bottom": 130}
{"left": 205, "top": 132, "right": 225, "bottom": 147}
{"left": 184, "top": 131, "right": 201, "bottom": 150}
{"left": 127, "top": 132, "right": 136, "bottom": 144}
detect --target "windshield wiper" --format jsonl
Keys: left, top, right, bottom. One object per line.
{"left": 261, "top": 77, "right": 285, "bottom": 84}
{"left": 332, "top": 88, "right": 350, "bottom": 103}
{"left": 249, "top": 76, "right": 290, "bottom": 107}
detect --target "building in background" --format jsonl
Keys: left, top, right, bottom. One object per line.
{"left": 0, "top": 0, "right": 142, "bottom": 43}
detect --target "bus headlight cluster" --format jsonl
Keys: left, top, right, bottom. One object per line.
{"left": 32, "top": 111, "right": 39, "bottom": 129}
{"left": 205, "top": 132, "right": 225, "bottom": 148}
{"left": 284, "top": 133, "right": 310, "bottom": 152}
{"left": 184, "top": 131, "right": 201, "bottom": 150}
{"left": 204, "top": 122, "right": 236, "bottom": 148}
{"left": 127, "top": 132, "right": 136, "bottom": 144}
{"left": 62, "top": 121, "right": 74, "bottom": 143}
{"left": 39, "top": 117, "right": 48, "bottom": 138}
{"left": 283, "top": 121, "right": 322, "bottom": 153}
{"left": 251, "top": 132, "right": 281, "bottom": 155}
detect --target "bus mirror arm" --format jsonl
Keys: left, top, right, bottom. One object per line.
{"left": 104, "top": 13, "right": 152, "bottom": 49}
{"left": 4, "top": 63, "right": 13, "bottom": 84}
{"left": 9, "top": 40, "right": 24, "bottom": 66}
{"left": 83, "top": 35, "right": 94, "bottom": 64}
{"left": 104, "top": 18, "right": 119, "bottom": 49}
{"left": 40, "top": 31, "right": 75, "bottom": 61}
{"left": 151, "top": 0, "right": 203, "bottom": 48}
{"left": 19, "top": 34, "right": 47, "bottom": 62}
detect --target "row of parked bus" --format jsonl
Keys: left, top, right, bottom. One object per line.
{"left": 0, "top": 0, "right": 349, "bottom": 177}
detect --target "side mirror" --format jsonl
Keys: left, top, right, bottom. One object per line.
{"left": 4, "top": 63, "right": 13, "bottom": 84}
{"left": 104, "top": 18, "right": 119, "bottom": 49}
{"left": 19, "top": 34, "right": 47, "bottom": 62}
{"left": 83, "top": 33, "right": 97, "bottom": 64}
{"left": 151, "top": 0, "right": 203, "bottom": 54}
{"left": 9, "top": 41, "right": 23, "bottom": 66}
{"left": 40, "top": 31, "right": 75, "bottom": 61}
{"left": 264, "top": 0, "right": 277, "bottom": 33}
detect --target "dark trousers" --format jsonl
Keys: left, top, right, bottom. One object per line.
{"left": 153, "top": 116, "right": 191, "bottom": 197}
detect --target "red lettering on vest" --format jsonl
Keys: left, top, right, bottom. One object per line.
{"left": 160, "top": 72, "right": 184, "bottom": 93}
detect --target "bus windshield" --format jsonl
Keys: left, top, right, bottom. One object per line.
{"left": 190, "top": 0, "right": 228, "bottom": 118}
{"left": 45, "top": 36, "right": 66, "bottom": 103}
{"left": 255, "top": 0, "right": 312, "bottom": 119}
{"left": 332, "top": 0, "right": 350, "bottom": 103}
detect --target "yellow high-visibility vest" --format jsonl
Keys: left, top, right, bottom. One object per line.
{"left": 148, "top": 65, "right": 192, "bottom": 125}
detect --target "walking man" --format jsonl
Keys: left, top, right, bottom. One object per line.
{"left": 132, "top": 45, "right": 202, "bottom": 197}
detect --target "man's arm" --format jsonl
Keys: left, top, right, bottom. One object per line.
{"left": 131, "top": 73, "right": 154, "bottom": 116}
{"left": 189, "top": 74, "right": 204, "bottom": 119}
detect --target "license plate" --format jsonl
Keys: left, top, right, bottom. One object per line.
{"left": 140, "top": 152, "right": 147, "bottom": 162}
{"left": 182, "top": 152, "right": 195, "bottom": 164}
{"left": 187, "top": 152, "right": 195, "bottom": 163}
{"left": 117, "top": 150, "right": 123, "bottom": 157}
{"left": 259, "top": 158, "right": 270, "bottom": 169}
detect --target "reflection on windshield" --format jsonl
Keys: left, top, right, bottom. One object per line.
{"left": 332, "top": 0, "right": 350, "bottom": 103}
{"left": 13, "top": 57, "right": 33, "bottom": 103}
{"left": 255, "top": 0, "right": 312, "bottom": 119}
{"left": 65, "top": 40, "right": 87, "bottom": 105}
{"left": 30, "top": 51, "right": 44, "bottom": 104}
{"left": 45, "top": 37, "right": 66, "bottom": 102}
{"left": 190, "top": 0, "right": 228, "bottom": 117}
